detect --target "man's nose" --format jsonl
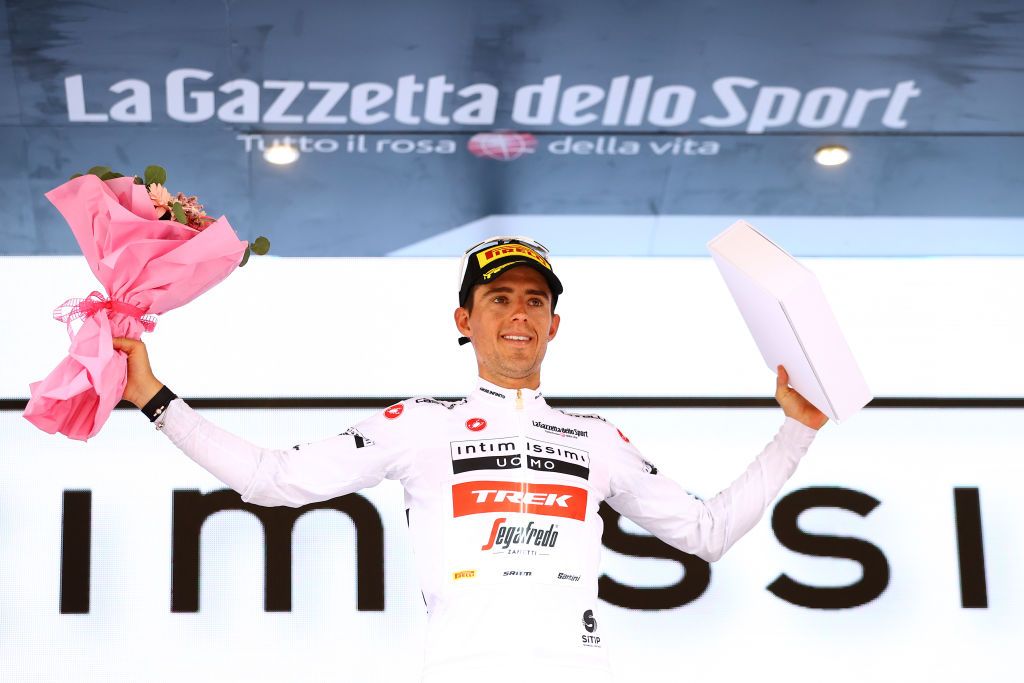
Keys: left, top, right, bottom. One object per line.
{"left": 509, "top": 298, "right": 529, "bottom": 320}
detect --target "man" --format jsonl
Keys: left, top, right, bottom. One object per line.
{"left": 113, "top": 236, "right": 827, "bottom": 683}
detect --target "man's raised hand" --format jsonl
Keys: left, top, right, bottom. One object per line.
{"left": 775, "top": 364, "right": 829, "bottom": 430}
{"left": 112, "top": 337, "right": 164, "bottom": 409}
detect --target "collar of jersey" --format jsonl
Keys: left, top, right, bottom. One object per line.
{"left": 472, "top": 377, "right": 546, "bottom": 407}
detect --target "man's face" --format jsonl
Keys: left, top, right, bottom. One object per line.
{"left": 454, "top": 265, "right": 560, "bottom": 389}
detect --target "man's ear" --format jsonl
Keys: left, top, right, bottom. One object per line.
{"left": 454, "top": 307, "right": 472, "bottom": 338}
{"left": 547, "top": 312, "right": 560, "bottom": 341}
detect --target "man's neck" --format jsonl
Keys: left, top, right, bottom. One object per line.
{"left": 477, "top": 370, "right": 540, "bottom": 391}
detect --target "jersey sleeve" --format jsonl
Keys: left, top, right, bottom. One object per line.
{"left": 604, "top": 416, "right": 818, "bottom": 562}
{"left": 154, "top": 397, "right": 415, "bottom": 507}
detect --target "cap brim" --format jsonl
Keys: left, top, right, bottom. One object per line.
{"left": 479, "top": 258, "right": 563, "bottom": 298}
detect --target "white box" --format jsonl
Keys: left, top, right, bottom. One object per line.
{"left": 708, "top": 220, "right": 872, "bottom": 423}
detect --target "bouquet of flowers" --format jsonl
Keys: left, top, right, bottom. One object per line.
{"left": 23, "top": 165, "right": 270, "bottom": 441}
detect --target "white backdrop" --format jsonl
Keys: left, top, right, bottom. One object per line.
{"left": 1, "top": 255, "right": 1021, "bottom": 682}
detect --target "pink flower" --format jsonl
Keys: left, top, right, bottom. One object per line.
{"left": 147, "top": 183, "right": 172, "bottom": 216}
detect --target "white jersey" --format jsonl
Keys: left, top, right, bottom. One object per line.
{"left": 154, "top": 378, "right": 818, "bottom": 682}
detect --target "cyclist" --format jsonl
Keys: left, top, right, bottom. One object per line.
{"left": 113, "top": 236, "right": 827, "bottom": 683}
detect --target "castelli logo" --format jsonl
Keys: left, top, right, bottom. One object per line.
{"left": 466, "top": 417, "right": 487, "bottom": 432}
{"left": 384, "top": 404, "right": 404, "bottom": 419}
{"left": 466, "top": 131, "right": 537, "bottom": 161}
{"left": 617, "top": 428, "right": 630, "bottom": 443}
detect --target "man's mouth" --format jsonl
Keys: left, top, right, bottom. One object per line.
{"left": 501, "top": 334, "right": 532, "bottom": 344}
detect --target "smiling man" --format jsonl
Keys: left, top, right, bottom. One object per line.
{"left": 113, "top": 236, "right": 827, "bottom": 683}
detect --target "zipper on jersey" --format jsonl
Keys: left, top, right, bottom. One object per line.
{"left": 515, "top": 388, "right": 527, "bottom": 513}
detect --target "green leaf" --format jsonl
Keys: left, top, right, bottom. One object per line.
{"left": 171, "top": 201, "right": 188, "bottom": 225}
{"left": 99, "top": 171, "right": 119, "bottom": 180}
{"left": 69, "top": 172, "right": 84, "bottom": 180}
{"left": 251, "top": 236, "right": 270, "bottom": 255}
{"left": 144, "top": 165, "right": 167, "bottom": 187}
{"left": 133, "top": 175, "right": 144, "bottom": 185}
{"left": 239, "top": 245, "right": 251, "bottom": 267}
{"left": 87, "top": 166, "right": 111, "bottom": 177}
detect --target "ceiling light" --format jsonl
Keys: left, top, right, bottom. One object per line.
{"left": 263, "top": 142, "right": 300, "bottom": 165}
{"left": 814, "top": 145, "right": 850, "bottom": 166}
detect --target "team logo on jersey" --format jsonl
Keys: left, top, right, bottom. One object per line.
{"left": 581, "top": 609, "right": 601, "bottom": 647}
{"left": 524, "top": 439, "right": 590, "bottom": 480}
{"left": 532, "top": 420, "right": 588, "bottom": 439}
{"left": 450, "top": 438, "right": 590, "bottom": 479}
{"left": 452, "top": 481, "right": 588, "bottom": 521}
{"left": 384, "top": 404, "right": 404, "bottom": 419}
{"left": 481, "top": 517, "right": 559, "bottom": 552}
{"left": 466, "top": 417, "right": 487, "bottom": 432}
{"left": 452, "top": 569, "right": 477, "bottom": 580}
{"left": 340, "top": 427, "right": 373, "bottom": 448}
{"left": 451, "top": 438, "right": 519, "bottom": 473}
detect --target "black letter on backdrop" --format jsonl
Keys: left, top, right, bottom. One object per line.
{"left": 767, "top": 487, "right": 889, "bottom": 609}
{"left": 598, "top": 503, "right": 711, "bottom": 609}
{"left": 172, "top": 489, "right": 384, "bottom": 612}
{"left": 60, "top": 490, "right": 91, "bottom": 614}
{"left": 953, "top": 487, "right": 988, "bottom": 608}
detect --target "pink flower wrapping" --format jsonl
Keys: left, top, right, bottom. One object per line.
{"left": 23, "top": 174, "right": 248, "bottom": 441}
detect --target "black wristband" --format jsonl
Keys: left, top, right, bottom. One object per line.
{"left": 141, "top": 385, "right": 178, "bottom": 422}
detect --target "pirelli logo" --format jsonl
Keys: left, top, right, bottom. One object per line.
{"left": 452, "top": 570, "right": 477, "bottom": 580}
{"left": 476, "top": 244, "right": 551, "bottom": 270}
{"left": 452, "top": 481, "right": 588, "bottom": 521}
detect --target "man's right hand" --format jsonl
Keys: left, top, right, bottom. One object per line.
{"left": 112, "top": 337, "right": 164, "bottom": 409}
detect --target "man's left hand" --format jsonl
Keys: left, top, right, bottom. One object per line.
{"left": 775, "top": 365, "right": 829, "bottom": 431}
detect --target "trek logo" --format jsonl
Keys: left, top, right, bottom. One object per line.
{"left": 481, "top": 517, "right": 559, "bottom": 551}
{"left": 476, "top": 244, "right": 552, "bottom": 271}
{"left": 466, "top": 417, "right": 487, "bottom": 432}
{"left": 452, "top": 481, "right": 588, "bottom": 521}
{"left": 384, "top": 404, "right": 404, "bottom": 419}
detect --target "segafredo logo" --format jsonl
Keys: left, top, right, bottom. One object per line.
{"left": 481, "top": 517, "right": 559, "bottom": 552}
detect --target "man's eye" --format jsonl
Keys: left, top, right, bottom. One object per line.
{"left": 492, "top": 296, "right": 508, "bottom": 304}
{"left": 529, "top": 298, "right": 543, "bottom": 306}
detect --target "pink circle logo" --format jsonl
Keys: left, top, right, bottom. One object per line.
{"left": 467, "top": 131, "right": 538, "bottom": 161}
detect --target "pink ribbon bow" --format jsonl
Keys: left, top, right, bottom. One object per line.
{"left": 53, "top": 290, "right": 158, "bottom": 339}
